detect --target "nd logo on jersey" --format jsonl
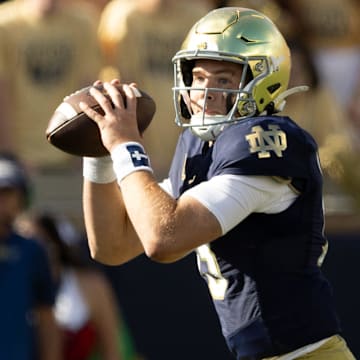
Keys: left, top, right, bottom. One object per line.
{"left": 245, "top": 124, "right": 287, "bottom": 158}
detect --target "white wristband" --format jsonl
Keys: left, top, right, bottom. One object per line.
{"left": 111, "top": 142, "right": 153, "bottom": 184}
{"left": 83, "top": 156, "right": 117, "bottom": 184}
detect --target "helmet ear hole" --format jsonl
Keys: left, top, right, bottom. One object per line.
{"left": 267, "top": 83, "right": 281, "bottom": 94}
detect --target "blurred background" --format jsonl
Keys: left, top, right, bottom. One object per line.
{"left": 0, "top": 0, "right": 359, "bottom": 358}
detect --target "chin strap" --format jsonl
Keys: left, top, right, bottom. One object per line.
{"left": 273, "top": 85, "right": 310, "bottom": 112}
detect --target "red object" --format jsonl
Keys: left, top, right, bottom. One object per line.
{"left": 62, "top": 322, "right": 98, "bottom": 360}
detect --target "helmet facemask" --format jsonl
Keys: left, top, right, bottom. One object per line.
{"left": 173, "top": 54, "right": 269, "bottom": 141}
{"left": 172, "top": 7, "right": 293, "bottom": 141}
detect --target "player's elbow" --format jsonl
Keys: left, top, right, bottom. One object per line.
{"left": 88, "top": 242, "right": 127, "bottom": 266}
{"left": 143, "top": 236, "right": 185, "bottom": 264}
{"left": 146, "top": 249, "right": 181, "bottom": 263}
{"left": 89, "top": 248, "right": 121, "bottom": 266}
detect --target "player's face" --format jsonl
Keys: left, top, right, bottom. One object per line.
{"left": 190, "top": 59, "right": 243, "bottom": 116}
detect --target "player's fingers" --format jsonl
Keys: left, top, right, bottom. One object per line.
{"left": 79, "top": 101, "right": 104, "bottom": 124}
{"left": 93, "top": 80, "right": 103, "bottom": 87}
{"left": 124, "top": 84, "right": 139, "bottom": 113}
{"left": 89, "top": 85, "right": 114, "bottom": 113}
{"left": 103, "top": 82, "right": 125, "bottom": 109}
{"left": 110, "top": 78, "right": 121, "bottom": 86}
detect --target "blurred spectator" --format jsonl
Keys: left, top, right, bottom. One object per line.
{"left": 283, "top": 37, "right": 357, "bottom": 214}
{"left": 272, "top": 0, "right": 360, "bottom": 216}
{"left": 16, "top": 210, "right": 141, "bottom": 360}
{"left": 333, "top": 86, "right": 360, "bottom": 213}
{"left": 0, "top": 0, "right": 103, "bottom": 220}
{"left": 347, "top": 85, "right": 360, "bottom": 149}
{"left": 225, "top": 0, "right": 360, "bottom": 109}
{"left": 0, "top": 0, "right": 102, "bottom": 169}
{"left": 222, "top": 0, "right": 295, "bottom": 37}
{"left": 98, "top": 0, "right": 211, "bottom": 178}
{"left": 277, "top": 0, "right": 360, "bottom": 115}
{"left": 228, "top": 0, "right": 360, "bottom": 216}
{"left": 0, "top": 152, "right": 61, "bottom": 360}
{"left": 62, "top": 0, "right": 111, "bottom": 21}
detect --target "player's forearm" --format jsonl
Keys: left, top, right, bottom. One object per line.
{"left": 119, "top": 171, "right": 221, "bottom": 263}
{"left": 83, "top": 180, "right": 143, "bottom": 265}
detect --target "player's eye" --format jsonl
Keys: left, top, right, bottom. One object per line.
{"left": 192, "top": 74, "right": 205, "bottom": 85}
{"left": 218, "top": 77, "right": 235, "bottom": 88}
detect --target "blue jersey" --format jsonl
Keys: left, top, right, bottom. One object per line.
{"left": 169, "top": 116, "right": 341, "bottom": 359}
{"left": 0, "top": 231, "right": 56, "bottom": 360}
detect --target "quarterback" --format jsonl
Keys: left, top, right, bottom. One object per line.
{"left": 80, "top": 7, "right": 355, "bottom": 360}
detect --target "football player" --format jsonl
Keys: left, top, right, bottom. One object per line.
{"left": 80, "top": 7, "right": 355, "bottom": 360}
{"left": 0, "top": 152, "right": 61, "bottom": 359}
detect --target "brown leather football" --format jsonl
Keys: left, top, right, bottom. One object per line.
{"left": 46, "top": 83, "right": 156, "bottom": 157}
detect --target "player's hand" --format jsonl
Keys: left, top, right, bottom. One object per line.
{"left": 79, "top": 80, "right": 142, "bottom": 153}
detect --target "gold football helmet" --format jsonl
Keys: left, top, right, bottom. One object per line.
{"left": 172, "top": 7, "right": 298, "bottom": 141}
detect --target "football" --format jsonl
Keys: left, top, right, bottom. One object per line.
{"left": 46, "top": 83, "right": 156, "bottom": 157}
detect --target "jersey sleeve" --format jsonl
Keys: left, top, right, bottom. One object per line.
{"left": 209, "top": 116, "right": 318, "bottom": 179}
{"left": 184, "top": 174, "right": 298, "bottom": 235}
